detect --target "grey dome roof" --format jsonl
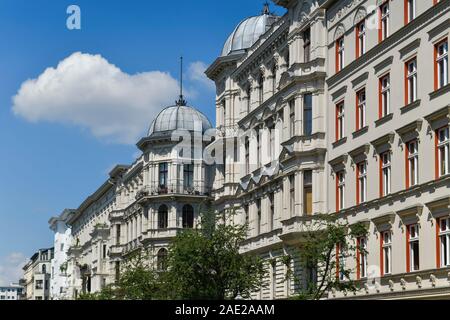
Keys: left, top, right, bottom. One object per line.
{"left": 222, "top": 12, "right": 279, "bottom": 56}
{"left": 148, "top": 105, "right": 213, "bottom": 136}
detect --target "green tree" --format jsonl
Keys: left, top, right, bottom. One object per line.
{"left": 295, "top": 214, "right": 368, "bottom": 300}
{"left": 162, "top": 206, "right": 266, "bottom": 300}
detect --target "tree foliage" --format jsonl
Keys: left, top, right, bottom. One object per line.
{"left": 162, "top": 207, "right": 266, "bottom": 300}
{"left": 295, "top": 214, "right": 368, "bottom": 300}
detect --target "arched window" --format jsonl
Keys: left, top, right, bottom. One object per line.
{"left": 182, "top": 205, "right": 194, "bottom": 229}
{"left": 157, "top": 248, "right": 168, "bottom": 271}
{"left": 158, "top": 205, "right": 168, "bottom": 229}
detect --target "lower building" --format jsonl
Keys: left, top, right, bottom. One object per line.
{"left": 0, "top": 284, "right": 24, "bottom": 300}
{"left": 22, "top": 248, "right": 54, "bottom": 300}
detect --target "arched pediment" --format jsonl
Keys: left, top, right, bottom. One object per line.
{"left": 353, "top": 6, "right": 367, "bottom": 25}
{"left": 334, "top": 24, "right": 346, "bottom": 41}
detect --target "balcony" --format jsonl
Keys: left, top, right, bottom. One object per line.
{"left": 136, "top": 184, "right": 213, "bottom": 201}
{"left": 108, "top": 245, "right": 123, "bottom": 257}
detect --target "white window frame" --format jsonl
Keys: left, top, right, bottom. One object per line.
{"left": 407, "top": 0, "right": 416, "bottom": 23}
{"left": 357, "top": 89, "right": 366, "bottom": 129}
{"left": 407, "top": 59, "right": 417, "bottom": 104}
{"left": 408, "top": 140, "right": 419, "bottom": 186}
{"left": 337, "top": 37, "right": 345, "bottom": 70}
{"left": 337, "top": 103, "right": 345, "bottom": 140}
{"left": 381, "top": 74, "right": 391, "bottom": 117}
{"left": 437, "top": 41, "right": 448, "bottom": 89}
{"left": 438, "top": 127, "right": 450, "bottom": 177}
{"left": 409, "top": 224, "right": 420, "bottom": 271}
{"left": 382, "top": 152, "right": 391, "bottom": 196}
{"left": 358, "top": 21, "right": 366, "bottom": 57}
{"left": 381, "top": 2, "right": 390, "bottom": 41}
{"left": 338, "top": 171, "right": 345, "bottom": 210}
{"left": 382, "top": 231, "right": 392, "bottom": 275}
{"left": 359, "top": 237, "right": 368, "bottom": 278}
{"left": 358, "top": 162, "right": 367, "bottom": 203}
{"left": 439, "top": 217, "right": 450, "bottom": 267}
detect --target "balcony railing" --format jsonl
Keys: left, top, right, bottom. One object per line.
{"left": 136, "top": 184, "right": 212, "bottom": 200}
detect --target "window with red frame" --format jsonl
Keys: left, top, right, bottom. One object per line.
{"left": 438, "top": 217, "right": 450, "bottom": 268}
{"left": 356, "top": 20, "right": 366, "bottom": 58}
{"left": 381, "top": 231, "right": 392, "bottom": 276}
{"left": 404, "top": 0, "right": 416, "bottom": 24}
{"left": 379, "top": 2, "right": 390, "bottom": 43}
{"left": 336, "top": 102, "right": 345, "bottom": 141}
{"left": 405, "top": 58, "right": 417, "bottom": 105}
{"left": 437, "top": 126, "right": 450, "bottom": 178}
{"left": 336, "top": 171, "right": 345, "bottom": 211}
{"left": 379, "top": 74, "right": 390, "bottom": 118}
{"left": 406, "top": 140, "right": 419, "bottom": 188}
{"left": 435, "top": 40, "right": 448, "bottom": 90}
{"left": 357, "top": 236, "right": 368, "bottom": 279}
{"left": 336, "top": 37, "right": 345, "bottom": 72}
{"left": 356, "top": 161, "right": 367, "bottom": 205}
{"left": 380, "top": 152, "right": 391, "bottom": 197}
{"left": 406, "top": 224, "right": 420, "bottom": 272}
{"left": 356, "top": 89, "right": 366, "bottom": 131}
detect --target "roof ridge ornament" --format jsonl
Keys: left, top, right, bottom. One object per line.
{"left": 176, "top": 56, "right": 187, "bottom": 106}
{"left": 262, "top": 2, "right": 270, "bottom": 15}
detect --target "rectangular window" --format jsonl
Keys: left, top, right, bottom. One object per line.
{"left": 379, "top": 2, "right": 390, "bottom": 42}
{"left": 406, "top": 140, "right": 419, "bottom": 188}
{"left": 256, "top": 129, "right": 261, "bottom": 168}
{"left": 381, "top": 152, "right": 391, "bottom": 197}
{"left": 382, "top": 231, "right": 392, "bottom": 275}
{"left": 289, "top": 175, "right": 295, "bottom": 216}
{"left": 336, "top": 102, "right": 345, "bottom": 141}
{"left": 303, "top": 28, "right": 311, "bottom": 63}
{"left": 440, "top": 217, "right": 450, "bottom": 267}
{"left": 269, "top": 193, "right": 275, "bottom": 231}
{"left": 337, "top": 242, "right": 347, "bottom": 281}
{"left": 35, "top": 280, "right": 43, "bottom": 290}
{"left": 269, "top": 125, "right": 276, "bottom": 161}
{"left": 357, "top": 237, "right": 368, "bottom": 279}
{"left": 258, "top": 75, "right": 264, "bottom": 104}
{"left": 357, "top": 161, "right": 367, "bottom": 205}
{"left": 246, "top": 87, "right": 251, "bottom": 113}
{"left": 116, "top": 225, "right": 121, "bottom": 245}
{"left": 303, "top": 170, "right": 313, "bottom": 216}
{"left": 379, "top": 74, "right": 390, "bottom": 118}
{"left": 356, "top": 89, "right": 366, "bottom": 131}
{"left": 435, "top": 40, "right": 448, "bottom": 90}
{"left": 245, "top": 137, "right": 250, "bottom": 175}
{"left": 336, "top": 37, "right": 345, "bottom": 72}
{"left": 405, "top": 58, "right": 417, "bottom": 105}
{"left": 337, "top": 171, "right": 345, "bottom": 211}
{"left": 289, "top": 100, "right": 296, "bottom": 137}
{"left": 356, "top": 20, "right": 366, "bottom": 58}
{"left": 256, "top": 199, "right": 262, "bottom": 235}
{"left": 102, "top": 244, "right": 107, "bottom": 259}
{"left": 438, "top": 127, "right": 450, "bottom": 177}
{"left": 183, "top": 164, "right": 194, "bottom": 188}
{"left": 405, "top": 0, "right": 416, "bottom": 24}
{"left": 407, "top": 224, "right": 420, "bottom": 272}
{"left": 159, "top": 163, "right": 168, "bottom": 189}
{"left": 303, "top": 94, "right": 313, "bottom": 136}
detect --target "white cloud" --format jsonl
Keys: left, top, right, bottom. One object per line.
{"left": 188, "top": 61, "right": 215, "bottom": 91}
{"left": 12, "top": 52, "right": 182, "bottom": 144}
{"left": 0, "top": 252, "right": 27, "bottom": 286}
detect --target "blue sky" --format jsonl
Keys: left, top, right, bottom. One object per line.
{"left": 0, "top": 0, "right": 286, "bottom": 284}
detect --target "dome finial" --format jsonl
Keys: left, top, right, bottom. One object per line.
{"left": 262, "top": 1, "right": 270, "bottom": 14}
{"left": 176, "top": 56, "right": 187, "bottom": 106}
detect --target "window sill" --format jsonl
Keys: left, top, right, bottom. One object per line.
{"left": 332, "top": 137, "right": 347, "bottom": 148}
{"left": 352, "top": 126, "right": 369, "bottom": 139}
{"left": 430, "top": 83, "right": 450, "bottom": 100}
{"left": 400, "top": 99, "right": 421, "bottom": 114}
{"left": 375, "top": 113, "right": 393, "bottom": 127}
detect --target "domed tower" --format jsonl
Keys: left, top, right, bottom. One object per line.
{"left": 205, "top": 4, "right": 280, "bottom": 216}
{"left": 111, "top": 60, "right": 215, "bottom": 267}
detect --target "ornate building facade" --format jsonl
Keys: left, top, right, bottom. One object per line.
{"left": 40, "top": 0, "right": 450, "bottom": 300}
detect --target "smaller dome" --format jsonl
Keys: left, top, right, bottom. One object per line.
{"left": 148, "top": 105, "right": 212, "bottom": 136}
{"left": 221, "top": 9, "right": 279, "bottom": 56}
